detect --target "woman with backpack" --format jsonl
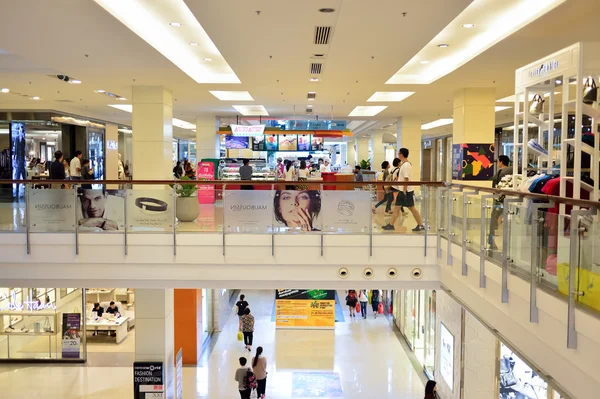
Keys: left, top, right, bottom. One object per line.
{"left": 239, "top": 308, "right": 255, "bottom": 351}
{"left": 345, "top": 289, "right": 358, "bottom": 318}
{"left": 358, "top": 289, "right": 369, "bottom": 319}
{"left": 252, "top": 346, "right": 268, "bottom": 399}
{"left": 371, "top": 289, "right": 381, "bottom": 319}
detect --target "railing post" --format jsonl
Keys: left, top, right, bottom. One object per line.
{"left": 222, "top": 183, "right": 227, "bottom": 257}
{"left": 25, "top": 182, "right": 31, "bottom": 255}
{"left": 502, "top": 197, "right": 522, "bottom": 303}
{"left": 423, "top": 185, "right": 429, "bottom": 257}
{"left": 447, "top": 188, "right": 462, "bottom": 266}
{"left": 172, "top": 184, "right": 177, "bottom": 256}
{"left": 271, "top": 184, "right": 275, "bottom": 257}
{"left": 567, "top": 208, "right": 597, "bottom": 349}
{"left": 529, "top": 202, "right": 554, "bottom": 323}
{"left": 124, "top": 185, "right": 128, "bottom": 256}
{"left": 437, "top": 187, "right": 448, "bottom": 259}
{"left": 461, "top": 190, "right": 478, "bottom": 276}
{"left": 480, "top": 195, "right": 496, "bottom": 288}
{"left": 320, "top": 184, "right": 325, "bottom": 257}
{"left": 74, "top": 185, "right": 79, "bottom": 256}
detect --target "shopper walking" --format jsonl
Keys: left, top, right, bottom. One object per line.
{"left": 424, "top": 380, "right": 439, "bottom": 399}
{"left": 235, "top": 294, "right": 249, "bottom": 320}
{"left": 358, "top": 289, "right": 368, "bottom": 319}
{"left": 373, "top": 161, "right": 394, "bottom": 214}
{"left": 371, "top": 289, "right": 381, "bottom": 319}
{"left": 252, "top": 346, "right": 268, "bottom": 399}
{"left": 234, "top": 357, "right": 252, "bottom": 399}
{"left": 345, "top": 290, "right": 358, "bottom": 318}
{"left": 70, "top": 150, "right": 82, "bottom": 180}
{"left": 239, "top": 308, "right": 255, "bottom": 351}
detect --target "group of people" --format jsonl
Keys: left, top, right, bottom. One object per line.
{"left": 234, "top": 294, "right": 267, "bottom": 399}
{"left": 345, "top": 289, "right": 382, "bottom": 319}
{"left": 173, "top": 159, "right": 196, "bottom": 179}
{"left": 48, "top": 150, "right": 96, "bottom": 188}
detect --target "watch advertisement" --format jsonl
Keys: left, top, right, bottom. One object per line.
{"left": 126, "top": 189, "right": 174, "bottom": 231}
{"left": 439, "top": 322, "right": 454, "bottom": 391}
{"left": 223, "top": 190, "right": 272, "bottom": 233}
{"left": 320, "top": 191, "right": 370, "bottom": 233}
{"left": 77, "top": 189, "right": 125, "bottom": 232}
{"left": 61, "top": 313, "right": 81, "bottom": 359}
{"left": 499, "top": 342, "right": 547, "bottom": 399}
{"left": 28, "top": 189, "right": 76, "bottom": 232}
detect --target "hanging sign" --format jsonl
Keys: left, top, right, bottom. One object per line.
{"left": 230, "top": 124, "right": 266, "bottom": 137}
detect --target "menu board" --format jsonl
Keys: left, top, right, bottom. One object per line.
{"left": 252, "top": 135, "right": 266, "bottom": 151}
{"left": 279, "top": 135, "right": 298, "bottom": 151}
{"left": 225, "top": 136, "right": 250, "bottom": 149}
{"left": 298, "top": 135, "right": 310, "bottom": 151}
{"left": 265, "top": 134, "right": 278, "bottom": 151}
{"left": 311, "top": 137, "right": 324, "bottom": 151}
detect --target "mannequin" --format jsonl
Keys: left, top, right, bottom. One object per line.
{"left": 118, "top": 153, "right": 124, "bottom": 180}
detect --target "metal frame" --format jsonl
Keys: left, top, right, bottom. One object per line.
{"left": 222, "top": 184, "right": 227, "bottom": 257}
{"left": 529, "top": 202, "right": 554, "bottom": 323}
{"left": 124, "top": 187, "right": 128, "bottom": 256}
{"left": 423, "top": 185, "right": 429, "bottom": 257}
{"left": 461, "top": 190, "right": 478, "bottom": 276}
{"left": 172, "top": 184, "right": 177, "bottom": 256}
{"left": 502, "top": 197, "right": 523, "bottom": 303}
{"left": 25, "top": 183, "right": 31, "bottom": 255}
{"left": 437, "top": 187, "right": 448, "bottom": 259}
{"left": 479, "top": 194, "right": 497, "bottom": 288}
{"left": 74, "top": 186, "right": 79, "bottom": 256}
{"left": 271, "top": 184, "right": 275, "bottom": 257}
{"left": 447, "top": 188, "right": 463, "bottom": 266}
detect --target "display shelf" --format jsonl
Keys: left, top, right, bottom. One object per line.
{"left": 0, "top": 330, "right": 55, "bottom": 336}
{"left": 564, "top": 100, "right": 600, "bottom": 119}
{"left": 563, "top": 176, "right": 594, "bottom": 192}
{"left": 564, "top": 138, "right": 595, "bottom": 155}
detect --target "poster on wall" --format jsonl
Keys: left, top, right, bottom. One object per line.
{"left": 439, "top": 322, "right": 454, "bottom": 391}
{"left": 29, "top": 189, "right": 76, "bottom": 232}
{"left": 320, "top": 191, "right": 371, "bottom": 233}
{"left": 499, "top": 343, "right": 547, "bottom": 399}
{"left": 278, "top": 135, "right": 298, "bottom": 151}
{"left": 275, "top": 289, "right": 335, "bottom": 329}
{"left": 10, "top": 122, "right": 27, "bottom": 182}
{"left": 461, "top": 143, "right": 495, "bottom": 181}
{"left": 265, "top": 134, "right": 278, "bottom": 151}
{"left": 311, "top": 137, "right": 324, "bottom": 151}
{"left": 298, "top": 134, "right": 311, "bottom": 151}
{"left": 273, "top": 189, "right": 321, "bottom": 232}
{"left": 126, "top": 189, "right": 174, "bottom": 231}
{"left": 451, "top": 144, "right": 462, "bottom": 180}
{"left": 61, "top": 313, "right": 81, "bottom": 359}
{"left": 77, "top": 189, "right": 125, "bottom": 232}
{"left": 252, "top": 135, "right": 266, "bottom": 151}
{"left": 223, "top": 190, "right": 272, "bottom": 233}
{"left": 197, "top": 161, "right": 215, "bottom": 204}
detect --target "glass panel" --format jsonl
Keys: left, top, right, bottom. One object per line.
{"left": 533, "top": 211, "right": 566, "bottom": 292}
{"left": 424, "top": 290, "right": 436, "bottom": 378}
{"left": 465, "top": 196, "right": 482, "bottom": 254}
{"left": 425, "top": 186, "right": 438, "bottom": 234}
{"left": 223, "top": 189, "right": 273, "bottom": 234}
{"left": 28, "top": 187, "right": 77, "bottom": 233}
{"left": 0, "top": 187, "right": 26, "bottom": 231}
{"left": 508, "top": 204, "right": 532, "bottom": 276}
{"left": 450, "top": 192, "right": 463, "bottom": 245}
{"left": 77, "top": 188, "right": 125, "bottom": 233}
{"left": 322, "top": 190, "right": 370, "bottom": 234}
{"left": 576, "top": 218, "right": 600, "bottom": 313}
{"left": 402, "top": 291, "right": 414, "bottom": 347}
{"left": 126, "top": 187, "right": 175, "bottom": 233}
{"left": 439, "top": 190, "right": 448, "bottom": 239}
{"left": 176, "top": 184, "right": 223, "bottom": 233}
{"left": 484, "top": 196, "right": 503, "bottom": 262}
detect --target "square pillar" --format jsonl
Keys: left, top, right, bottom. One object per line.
{"left": 371, "top": 131, "right": 386, "bottom": 172}
{"left": 196, "top": 116, "right": 220, "bottom": 161}
{"left": 396, "top": 117, "right": 422, "bottom": 189}
{"left": 346, "top": 139, "right": 356, "bottom": 167}
{"left": 356, "top": 136, "right": 370, "bottom": 168}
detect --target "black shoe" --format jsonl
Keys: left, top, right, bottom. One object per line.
{"left": 412, "top": 225, "right": 425, "bottom": 232}
{"left": 382, "top": 224, "right": 395, "bottom": 230}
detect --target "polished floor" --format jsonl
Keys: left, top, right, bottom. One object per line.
{"left": 0, "top": 290, "right": 427, "bottom": 398}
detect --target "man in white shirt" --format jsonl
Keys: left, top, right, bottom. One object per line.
{"left": 70, "top": 150, "right": 82, "bottom": 180}
{"left": 382, "top": 148, "right": 424, "bottom": 232}
{"left": 320, "top": 160, "right": 331, "bottom": 173}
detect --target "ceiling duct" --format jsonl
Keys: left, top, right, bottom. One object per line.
{"left": 310, "top": 63, "right": 322, "bottom": 75}
{"left": 307, "top": 92, "right": 316, "bottom": 100}
{"left": 314, "top": 26, "right": 332, "bottom": 45}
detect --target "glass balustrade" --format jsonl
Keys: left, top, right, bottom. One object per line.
{"left": 450, "top": 192, "right": 463, "bottom": 245}
{"left": 507, "top": 203, "right": 533, "bottom": 277}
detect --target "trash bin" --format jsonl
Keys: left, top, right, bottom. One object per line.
{"left": 321, "top": 172, "right": 337, "bottom": 190}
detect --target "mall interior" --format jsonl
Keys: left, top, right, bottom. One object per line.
{"left": 0, "top": 0, "right": 599, "bottom": 398}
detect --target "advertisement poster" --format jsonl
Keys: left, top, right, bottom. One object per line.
{"left": 223, "top": 190, "right": 272, "bottom": 233}
{"left": 10, "top": 122, "right": 26, "bottom": 182}
{"left": 279, "top": 135, "right": 298, "bottom": 151}
{"left": 61, "top": 313, "right": 81, "bottom": 359}
{"left": 311, "top": 137, "right": 324, "bottom": 151}
{"left": 298, "top": 134, "right": 311, "bottom": 151}
{"left": 29, "top": 189, "right": 76, "bottom": 232}
{"left": 225, "top": 135, "right": 250, "bottom": 149}
{"left": 77, "top": 189, "right": 125, "bottom": 232}
{"left": 275, "top": 289, "right": 335, "bottom": 329}
{"left": 273, "top": 189, "right": 322, "bottom": 232}
{"left": 126, "top": 189, "right": 174, "bottom": 231}
{"left": 499, "top": 343, "right": 547, "bottom": 399}
{"left": 321, "top": 191, "right": 370, "bottom": 233}
{"left": 292, "top": 372, "right": 343, "bottom": 397}
{"left": 440, "top": 322, "right": 454, "bottom": 391}
{"left": 252, "top": 135, "right": 266, "bottom": 151}
{"left": 265, "top": 134, "right": 278, "bottom": 151}
{"left": 461, "top": 143, "right": 494, "bottom": 181}
{"left": 451, "top": 144, "right": 462, "bottom": 180}
{"left": 197, "top": 161, "right": 215, "bottom": 204}
{"left": 133, "top": 361, "right": 164, "bottom": 398}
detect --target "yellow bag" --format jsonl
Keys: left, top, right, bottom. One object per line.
{"left": 237, "top": 331, "right": 243, "bottom": 341}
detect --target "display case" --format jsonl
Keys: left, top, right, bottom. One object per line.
{"left": 0, "top": 310, "right": 59, "bottom": 359}
{"left": 220, "top": 158, "right": 276, "bottom": 181}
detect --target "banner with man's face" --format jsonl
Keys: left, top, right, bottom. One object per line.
{"left": 77, "top": 189, "right": 125, "bottom": 232}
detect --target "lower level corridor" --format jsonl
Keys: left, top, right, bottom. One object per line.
{"left": 0, "top": 290, "right": 427, "bottom": 398}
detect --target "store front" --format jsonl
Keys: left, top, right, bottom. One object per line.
{"left": 422, "top": 136, "right": 452, "bottom": 182}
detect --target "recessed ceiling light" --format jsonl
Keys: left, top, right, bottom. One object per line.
{"left": 169, "top": 22, "right": 182, "bottom": 27}
{"left": 118, "top": 97, "right": 127, "bottom": 100}
{"left": 462, "top": 23, "right": 476, "bottom": 28}
{"left": 437, "top": 44, "right": 449, "bottom": 48}
{"left": 232, "top": 105, "right": 269, "bottom": 116}
{"left": 209, "top": 91, "right": 254, "bottom": 101}
{"left": 70, "top": 80, "right": 82, "bottom": 84}
{"left": 367, "top": 92, "right": 415, "bottom": 102}
{"left": 348, "top": 106, "right": 388, "bottom": 117}
{"left": 108, "top": 104, "right": 133, "bottom": 112}
{"left": 203, "top": 57, "right": 212, "bottom": 62}
{"left": 31, "top": 96, "right": 40, "bottom": 100}
{"left": 1, "top": 88, "right": 9, "bottom": 93}
{"left": 189, "top": 42, "right": 199, "bottom": 46}
{"left": 421, "top": 118, "right": 453, "bottom": 130}
{"left": 420, "top": 60, "right": 430, "bottom": 64}
{"left": 319, "top": 8, "right": 335, "bottom": 13}
{"left": 307, "top": 104, "right": 313, "bottom": 108}
{"left": 310, "top": 78, "right": 319, "bottom": 82}
{"left": 96, "top": 89, "right": 106, "bottom": 93}
{"left": 555, "top": 79, "right": 562, "bottom": 85}
{"left": 172, "top": 118, "right": 195, "bottom": 129}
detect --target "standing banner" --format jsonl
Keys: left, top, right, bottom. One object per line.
{"left": 61, "top": 313, "right": 81, "bottom": 359}
{"left": 77, "top": 189, "right": 125, "bottom": 232}
{"left": 197, "top": 162, "right": 215, "bottom": 204}
{"left": 29, "top": 189, "right": 76, "bottom": 232}
{"left": 275, "top": 290, "right": 335, "bottom": 329}
{"left": 126, "top": 189, "right": 174, "bottom": 232}
{"left": 223, "top": 190, "right": 272, "bottom": 233}
{"left": 133, "top": 361, "right": 164, "bottom": 399}
{"left": 321, "top": 191, "right": 371, "bottom": 233}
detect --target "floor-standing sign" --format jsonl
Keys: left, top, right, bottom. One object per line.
{"left": 61, "top": 313, "right": 81, "bottom": 359}
{"left": 133, "top": 361, "right": 164, "bottom": 399}
{"left": 176, "top": 349, "right": 183, "bottom": 399}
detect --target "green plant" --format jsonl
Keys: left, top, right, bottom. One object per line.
{"left": 170, "top": 176, "right": 198, "bottom": 197}
{"left": 359, "top": 159, "right": 371, "bottom": 170}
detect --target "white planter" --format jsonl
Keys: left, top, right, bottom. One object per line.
{"left": 176, "top": 196, "right": 199, "bottom": 222}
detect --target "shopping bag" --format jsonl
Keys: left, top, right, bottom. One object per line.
{"left": 355, "top": 302, "right": 360, "bottom": 313}
{"left": 368, "top": 290, "right": 373, "bottom": 304}
{"left": 237, "top": 331, "right": 243, "bottom": 341}
{"left": 378, "top": 303, "right": 384, "bottom": 314}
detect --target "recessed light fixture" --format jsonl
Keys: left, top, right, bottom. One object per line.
{"left": 189, "top": 42, "right": 199, "bottom": 46}
{"left": 209, "top": 91, "right": 254, "bottom": 101}
{"left": 437, "top": 44, "right": 449, "bottom": 48}
{"left": 232, "top": 105, "right": 269, "bottom": 116}
{"left": 367, "top": 92, "right": 415, "bottom": 102}
{"left": 462, "top": 23, "right": 476, "bottom": 28}
{"left": 203, "top": 57, "right": 212, "bottom": 62}
{"left": 70, "top": 80, "right": 82, "bottom": 84}
{"left": 420, "top": 60, "right": 430, "bottom": 64}
{"left": 348, "top": 106, "right": 388, "bottom": 117}
{"left": 169, "top": 22, "right": 182, "bottom": 27}
{"left": 1, "top": 88, "right": 9, "bottom": 93}
{"left": 172, "top": 118, "right": 195, "bottom": 129}
{"left": 307, "top": 104, "right": 313, "bottom": 108}
{"left": 96, "top": 89, "right": 106, "bottom": 93}
{"left": 32, "top": 96, "right": 40, "bottom": 100}
{"left": 555, "top": 79, "right": 562, "bottom": 85}
{"left": 118, "top": 97, "right": 127, "bottom": 101}
{"left": 421, "top": 118, "right": 453, "bottom": 130}
{"left": 108, "top": 104, "right": 133, "bottom": 112}
{"left": 310, "top": 78, "right": 319, "bottom": 82}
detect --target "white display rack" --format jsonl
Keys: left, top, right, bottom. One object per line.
{"left": 513, "top": 42, "right": 600, "bottom": 203}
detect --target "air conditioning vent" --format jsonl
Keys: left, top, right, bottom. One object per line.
{"left": 306, "top": 108, "right": 313, "bottom": 113}
{"left": 307, "top": 92, "right": 316, "bottom": 100}
{"left": 310, "top": 63, "right": 322, "bottom": 75}
{"left": 314, "top": 26, "right": 332, "bottom": 45}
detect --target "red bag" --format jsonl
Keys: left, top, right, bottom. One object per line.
{"left": 356, "top": 302, "right": 361, "bottom": 312}
{"left": 378, "top": 303, "right": 384, "bottom": 314}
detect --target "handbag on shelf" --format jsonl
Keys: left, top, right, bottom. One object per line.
{"left": 583, "top": 76, "right": 597, "bottom": 105}
{"left": 43, "top": 317, "right": 52, "bottom": 332}
{"left": 529, "top": 93, "right": 545, "bottom": 114}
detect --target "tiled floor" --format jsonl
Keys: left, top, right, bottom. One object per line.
{"left": 0, "top": 290, "right": 427, "bottom": 398}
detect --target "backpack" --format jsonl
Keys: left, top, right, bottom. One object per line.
{"left": 243, "top": 369, "right": 258, "bottom": 390}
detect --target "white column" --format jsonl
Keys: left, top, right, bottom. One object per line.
{"left": 132, "top": 86, "right": 173, "bottom": 180}
{"left": 346, "top": 139, "right": 356, "bottom": 166}
{"left": 356, "top": 136, "right": 370, "bottom": 168}
{"left": 371, "top": 130, "right": 385, "bottom": 172}
{"left": 105, "top": 123, "right": 118, "bottom": 183}
{"left": 196, "top": 116, "right": 220, "bottom": 161}
{"left": 396, "top": 117, "right": 422, "bottom": 190}
{"left": 135, "top": 289, "right": 175, "bottom": 396}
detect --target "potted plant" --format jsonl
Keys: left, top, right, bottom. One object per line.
{"left": 172, "top": 176, "right": 199, "bottom": 222}
{"left": 359, "top": 159, "right": 371, "bottom": 170}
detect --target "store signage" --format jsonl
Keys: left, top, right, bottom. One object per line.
{"left": 528, "top": 59, "right": 559, "bottom": 79}
{"left": 275, "top": 290, "right": 335, "bottom": 329}
{"left": 134, "top": 362, "right": 164, "bottom": 399}
{"left": 197, "top": 161, "right": 215, "bottom": 205}
{"left": 230, "top": 124, "right": 266, "bottom": 137}
{"left": 224, "top": 190, "right": 272, "bottom": 233}
{"left": 440, "top": 322, "right": 454, "bottom": 391}
{"left": 0, "top": 293, "right": 56, "bottom": 311}
{"left": 62, "top": 313, "right": 81, "bottom": 359}
{"left": 107, "top": 140, "right": 118, "bottom": 150}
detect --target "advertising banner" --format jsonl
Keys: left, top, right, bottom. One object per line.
{"left": 126, "top": 189, "right": 174, "bottom": 231}
{"left": 175, "top": 349, "right": 183, "bottom": 399}
{"left": 310, "top": 137, "right": 324, "bottom": 151}
{"left": 278, "top": 135, "right": 298, "bottom": 151}
{"left": 29, "top": 189, "right": 76, "bottom": 232}
{"left": 321, "top": 191, "right": 371, "bottom": 233}
{"left": 77, "top": 189, "right": 125, "bottom": 232}
{"left": 230, "top": 124, "right": 266, "bottom": 137}
{"left": 499, "top": 343, "right": 547, "bottom": 399}
{"left": 225, "top": 136, "right": 250, "bottom": 149}
{"left": 197, "top": 161, "right": 215, "bottom": 204}
{"left": 273, "top": 189, "right": 322, "bottom": 232}
{"left": 133, "top": 361, "right": 164, "bottom": 399}
{"left": 451, "top": 144, "right": 462, "bottom": 180}
{"left": 10, "top": 122, "right": 26, "bottom": 182}
{"left": 297, "top": 134, "right": 311, "bottom": 151}
{"left": 275, "top": 290, "right": 335, "bottom": 329}
{"left": 440, "top": 322, "right": 454, "bottom": 391}
{"left": 265, "top": 134, "right": 278, "bottom": 151}
{"left": 224, "top": 190, "right": 272, "bottom": 233}
{"left": 61, "top": 313, "right": 81, "bottom": 359}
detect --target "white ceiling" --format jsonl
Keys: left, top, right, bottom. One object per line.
{"left": 0, "top": 0, "right": 597, "bottom": 140}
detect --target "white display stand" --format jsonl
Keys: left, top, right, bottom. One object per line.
{"left": 86, "top": 316, "right": 129, "bottom": 344}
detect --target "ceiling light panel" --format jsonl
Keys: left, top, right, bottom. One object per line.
{"left": 172, "top": 118, "right": 195, "bottom": 129}
{"left": 108, "top": 104, "right": 133, "bottom": 112}
{"left": 386, "top": 0, "right": 565, "bottom": 85}
{"left": 421, "top": 118, "right": 453, "bottom": 130}
{"left": 348, "top": 106, "right": 388, "bottom": 117}
{"left": 367, "top": 92, "right": 415, "bottom": 102}
{"left": 209, "top": 91, "right": 254, "bottom": 101}
{"left": 232, "top": 105, "right": 269, "bottom": 116}
{"left": 95, "top": 0, "right": 240, "bottom": 84}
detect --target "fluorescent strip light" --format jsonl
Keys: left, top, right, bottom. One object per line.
{"left": 108, "top": 104, "right": 133, "bottom": 112}
{"left": 209, "top": 91, "right": 254, "bottom": 101}
{"left": 95, "top": 0, "right": 240, "bottom": 84}
{"left": 496, "top": 91, "right": 560, "bottom": 103}
{"left": 232, "top": 105, "right": 269, "bottom": 116}
{"left": 495, "top": 106, "right": 512, "bottom": 112}
{"left": 386, "top": 0, "right": 565, "bottom": 84}
{"left": 118, "top": 128, "right": 133, "bottom": 134}
{"left": 173, "top": 118, "right": 196, "bottom": 129}
{"left": 421, "top": 118, "right": 453, "bottom": 130}
{"left": 367, "top": 92, "right": 415, "bottom": 102}
{"left": 348, "top": 106, "right": 388, "bottom": 117}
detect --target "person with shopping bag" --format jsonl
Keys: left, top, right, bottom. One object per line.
{"left": 345, "top": 290, "right": 358, "bottom": 318}
{"left": 371, "top": 289, "right": 381, "bottom": 319}
{"left": 239, "top": 308, "right": 255, "bottom": 352}
{"left": 358, "top": 290, "right": 368, "bottom": 319}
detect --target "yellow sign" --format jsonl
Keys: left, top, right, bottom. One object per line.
{"left": 275, "top": 299, "right": 335, "bottom": 329}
